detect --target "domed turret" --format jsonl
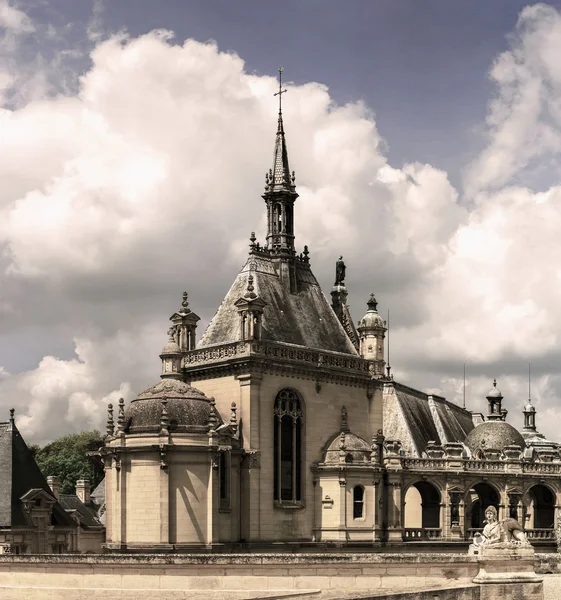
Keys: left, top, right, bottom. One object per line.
{"left": 124, "top": 379, "right": 221, "bottom": 434}
{"left": 357, "top": 294, "right": 386, "bottom": 364}
{"left": 486, "top": 379, "right": 506, "bottom": 421}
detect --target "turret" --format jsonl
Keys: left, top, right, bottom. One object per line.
{"left": 486, "top": 379, "right": 506, "bottom": 421}
{"left": 522, "top": 398, "right": 537, "bottom": 433}
{"left": 357, "top": 294, "right": 386, "bottom": 362}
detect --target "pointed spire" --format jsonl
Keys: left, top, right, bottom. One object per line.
{"left": 263, "top": 68, "right": 299, "bottom": 256}
{"left": 269, "top": 66, "right": 293, "bottom": 190}
{"left": 106, "top": 404, "right": 114, "bottom": 437}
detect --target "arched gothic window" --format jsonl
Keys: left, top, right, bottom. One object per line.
{"left": 274, "top": 389, "right": 303, "bottom": 503}
{"left": 353, "top": 486, "right": 364, "bottom": 519}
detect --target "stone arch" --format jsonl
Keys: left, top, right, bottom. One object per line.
{"left": 526, "top": 483, "right": 555, "bottom": 530}
{"left": 403, "top": 480, "right": 441, "bottom": 529}
{"left": 465, "top": 480, "right": 501, "bottom": 530}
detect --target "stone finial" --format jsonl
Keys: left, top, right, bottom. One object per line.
{"left": 340, "top": 405, "right": 349, "bottom": 432}
{"left": 208, "top": 397, "right": 218, "bottom": 433}
{"left": 106, "top": 403, "right": 114, "bottom": 437}
{"left": 9, "top": 408, "right": 14, "bottom": 422}
{"left": 249, "top": 232, "right": 256, "bottom": 249}
{"left": 160, "top": 399, "right": 169, "bottom": 435}
{"left": 244, "top": 275, "right": 257, "bottom": 299}
{"left": 367, "top": 293, "right": 378, "bottom": 312}
{"left": 116, "top": 398, "right": 125, "bottom": 433}
{"left": 303, "top": 245, "right": 309, "bottom": 263}
{"left": 339, "top": 431, "right": 346, "bottom": 451}
{"left": 180, "top": 291, "right": 190, "bottom": 314}
{"left": 230, "top": 401, "right": 238, "bottom": 434}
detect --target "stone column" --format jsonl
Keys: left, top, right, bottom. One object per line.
{"left": 237, "top": 373, "right": 263, "bottom": 543}
{"left": 372, "top": 476, "right": 384, "bottom": 542}
{"left": 338, "top": 477, "right": 347, "bottom": 542}
{"left": 386, "top": 480, "right": 403, "bottom": 543}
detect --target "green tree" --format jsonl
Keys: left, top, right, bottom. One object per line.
{"left": 34, "top": 430, "right": 105, "bottom": 495}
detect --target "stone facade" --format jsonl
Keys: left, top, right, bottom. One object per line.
{"left": 99, "top": 89, "right": 561, "bottom": 553}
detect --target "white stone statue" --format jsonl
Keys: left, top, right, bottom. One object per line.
{"left": 473, "top": 505, "right": 530, "bottom": 548}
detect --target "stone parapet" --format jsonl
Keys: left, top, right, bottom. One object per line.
{"left": 183, "top": 340, "right": 375, "bottom": 386}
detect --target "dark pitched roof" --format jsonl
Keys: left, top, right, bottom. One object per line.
{"left": 385, "top": 383, "right": 475, "bottom": 457}
{"left": 0, "top": 420, "right": 75, "bottom": 528}
{"left": 394, "top": 385, "right": 442, "bottom": 455}
{"left": 59, "top": 494, "right": 102, "bottom": 528}
{"left": 198, "top": 254, "right": 358, "bottom": 355}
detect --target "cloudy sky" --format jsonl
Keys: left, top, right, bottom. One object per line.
{"left": 2, "top": 0, "right": 561, "bottom": 444}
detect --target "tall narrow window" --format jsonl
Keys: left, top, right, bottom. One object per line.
{"left": 274, "top": 389, "right": 303, "bottom": 503}
{"left": 353, "top": 486, "right": 364, "bottom": 519}
{"left": 219, "top": 451, "right": 230, "bottom": 510}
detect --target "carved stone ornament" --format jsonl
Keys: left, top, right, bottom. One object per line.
{"left": 245, "top": 450, "right": 261, "bottom": 469}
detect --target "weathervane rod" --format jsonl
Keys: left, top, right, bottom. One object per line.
{"left": 463, "top": 362, "right": 466, "bottom": 409}
{"left": 529, "top": 362, "right": 531, "bottom": 400}
{"left": 273, "top": 66, "right": 287, "bottom": 114}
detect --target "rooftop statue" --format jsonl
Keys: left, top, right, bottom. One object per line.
{"left": 473, "top": 506, "right": 530, "bottom": 548}
{"left": 335, "top": 256, "right": 346, "bottom": 286}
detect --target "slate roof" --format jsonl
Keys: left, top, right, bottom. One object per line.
{"left": 59, "top": 494, "right": 102, "bottom": 529}
{"left": 0, "top": 419, "right": 75, "bottom": 529}
{"left": 384, "top": 383, "right": 475, "bottom": 457}
{"left": 198, "top": 254, "right": 358, "bottom": 355}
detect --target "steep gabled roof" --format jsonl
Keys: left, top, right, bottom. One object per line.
{"left": 0, "top": 419, "right": 75, "bottom": 528}
{"left": 383, "top": 383, "right": 475, "bottom": 457}
{"left": 198, "top": 254, "right": 358, "bottom": 355}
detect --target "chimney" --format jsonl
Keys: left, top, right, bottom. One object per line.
{"left": 76, "top": 479, "right": 90, "bottom": 504}
{"left": 47, "top": 476, "right": 60, "bottom": 500}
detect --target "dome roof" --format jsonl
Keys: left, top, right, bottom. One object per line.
{"left": 125, "top": 379, "right": 221, "bottom": 434}
{"left": 524, "top": 401, "right": 536, "bottom": 413}
{"left": 464, "top": 420, "right": 525, "bottom": 453}
{"left": 161, "top": 339, "right": 181, "bottom": 355}
{"left": 357, "top": 294, "right": 385, "bottom": 330}
{"left": 486, "top": 380, "right": 503, "bottom": 399}
{"left": 323, "top": 431, "right": 371, "bottom": 464}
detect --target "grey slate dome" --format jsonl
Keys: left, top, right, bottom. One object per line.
{"left": 323, "top": 431, "right": 371, "bottom": 464}
{"left": 464, "top": 420, "right": 525, "bottom": 453}
{"left": 125, "top": 379, "right": 220, "bottom": 434}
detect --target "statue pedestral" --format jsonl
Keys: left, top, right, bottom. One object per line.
{"left": 469, "top": 545, "right": 543, "bottom": 600}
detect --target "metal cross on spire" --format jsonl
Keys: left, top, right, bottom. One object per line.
{"left": 274, "top": 66, "right": 287, "bottom": 114}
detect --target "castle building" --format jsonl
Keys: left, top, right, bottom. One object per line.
{"left": 0, "top": 411, "right": 77, "bottom": 554}
{"left": 101, "top": 82, "right": 561, "bottom": 551}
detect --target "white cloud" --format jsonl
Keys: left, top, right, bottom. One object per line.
{"left": 464, "top": 3, "right": 561, "bottom": 196}
{"left": 1, "top": 3, "right": 561, "bottom": 447}
{"left": 0, "top": 0, "right": 34, "bottom": 33}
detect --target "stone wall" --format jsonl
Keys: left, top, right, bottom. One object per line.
{"left": 0, "top": 552, "right": 480, "bottom": 600}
